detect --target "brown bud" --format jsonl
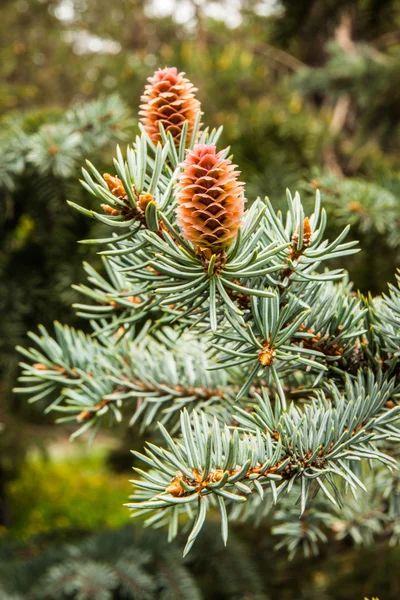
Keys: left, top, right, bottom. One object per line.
{"left": 114, "top": 327, "right": 126, "bottom": 340}
{"left": 258, "top": 344, "right": 275, "bottom": 367}
{"left": 76, "top": 398, "right": 109, "bottom": 423}
{"left": 33, "top": 363, "right": 48, "bottom": 370}
{"left": 209, "top": 468, "right": 224, "bottom": 483}
{"left": 166, "top": 474, "right": 185, "bottom": 497}
{"left": 138, "top": 193, "right": 154, "bottom": 212}
{"left": 303, "top": 217, "right": 312, "bottom": 247}
{"left": 103, "top": 173, "right": 126, "bottom": 198}
{"left": 126, "top": 295, "right": 142, "bottom": 305}
{"left": 101, "top": 204, "right": 121, "bottom": 216}
{"left": 292, "top": 217, "right": 312, "bottom": 251}
{"left": 349, "top": 201, "right": 362, "bottom": 213}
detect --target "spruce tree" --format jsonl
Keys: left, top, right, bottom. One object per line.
{"left": 15, "top": 67, "right": 400, "bottom": 558}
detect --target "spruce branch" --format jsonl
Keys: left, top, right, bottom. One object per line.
{"left": 15, "top": 327, "right": 237, "bottom": 437}
{"left": 14, "top": 65, "right": 400, "bottom": 559}
{"left": 127, "top": 372, "right": 399, "bottom": 553}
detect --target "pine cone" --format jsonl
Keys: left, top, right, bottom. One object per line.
{"left": 140, "top": 67, "right": 201, "bottom": 146}
{"left": 176, "top": 144, "right": 245, "bottom": 251}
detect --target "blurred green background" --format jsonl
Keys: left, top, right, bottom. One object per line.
{"left": 1, "top": 0, "right": 400, "bottom": 597}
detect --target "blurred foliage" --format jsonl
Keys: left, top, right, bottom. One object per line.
{"left": 0, "top": 96, "right": 134, "bottom": 530}
{"left": 5, "top": 454, "right": 129, "bottom": 538}
{"left": 0, "top": 520, "right": 399, "bottom": 599}
{"left": 0, "top": 523, "right": 264, "bottom": 600}
{"left": 0, "top": 95, "right": 133, "bottom": 431}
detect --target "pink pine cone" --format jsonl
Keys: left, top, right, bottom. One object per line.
{"left": 176, "top": 144, "right": 246, "bottom": 251}
{"left": 139, "top": 67, "right": 201, "bottom": 146}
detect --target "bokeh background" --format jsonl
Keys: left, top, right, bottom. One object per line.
{"left": 1, "top": 0, "right": 400, "bottom": 598}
